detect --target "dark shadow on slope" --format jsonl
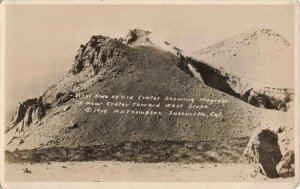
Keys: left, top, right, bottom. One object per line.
{"left": 178, "top": 56, "right": 292, "bottom": 112}
{"left": 185, "top": 57, "right": 241, "bottom": 98}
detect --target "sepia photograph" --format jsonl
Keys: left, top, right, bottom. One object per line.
{"left": 0, "top": 1, "right": 299, "bottom": 189}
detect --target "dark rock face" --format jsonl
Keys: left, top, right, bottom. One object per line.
{"left": 244, "top": 89, "right": 292, "bottom": 111}
{"left": 71, "top": 36, "right": 127, "bottom": 75}
{"left": 23, "top": 107, "right": 34, "bottom": 126}
{"left": 11, "top": 97, "right": 49, "bottom": 132}
{"left": 55, "top": 91, "right": 75, "bottom": 106}
{"left": 11, "top": 98, "right": 37, "bottom": 126}
{"left": 244, "top": 129, "right": 282, "bottom": 178}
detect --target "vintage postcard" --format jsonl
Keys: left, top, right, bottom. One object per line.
{"left": 0, "top": 0, "right": 299, "bottom": 189}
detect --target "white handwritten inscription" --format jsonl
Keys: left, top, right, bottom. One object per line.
{"left": 74, "top": 93, "right": 229, "bottom": 119}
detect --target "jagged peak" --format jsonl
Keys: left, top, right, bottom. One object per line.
{"left": 124, "top": 29, "right": 151, "bottom": 45}
{"left": 129, "top": 28, "right": 151, "bottom": 36}
{"left": 81, "top": 35, "right": 124, "bottom": 49}
{"left": 71, "top": 36, "right": 127, "bottom": 75}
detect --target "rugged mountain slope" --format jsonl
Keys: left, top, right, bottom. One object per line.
{"left": 123, "top": 29, "right": 294, "bottom": 111}
{"left": 5, "top": 29, "right": 294, "bottom": 166}
{"left": 193, "top": 28, "right": 294, "bottom": 88}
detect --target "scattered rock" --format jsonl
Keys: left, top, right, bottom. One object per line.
{"left": 205, "top": 150, "right": 219, "bottom": 161}
{"left": 63, "top": 106, "right": 70, "bottom": 112}
{"left": 19, "top": 139, "right": 24, "bottom": 145}
{"left": 23, "top": 168, "right": 31, "bottom": 173}
{"left": 68, "top": 122, "right": 79, "bottom": 130}
{"left": 55, "top": 91, "right": 75, "bottom": 106}
{"left": 6, "top": 140, "right": 247, "bottom": 164}
{"left": 202, "top": 143, "right": 212, "bottom": 151}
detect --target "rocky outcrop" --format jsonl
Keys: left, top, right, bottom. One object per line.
{"left": 9, "top": 35, "right": 131, "bottom": 133}
{"left": 243, "top": 88, "right": 293, "bottom": 111}
{"left": 11, "top": 98, "right": 37, "bottom": 126}
{"left": 71, "top": 36, "right": 127, "bottom": 75}
{"left": 124, "top": 29, "right": 151, "bottom": 45}
{"left": 11, "top": 97, "right": 49, "bottom": 132}
{"left": 244, "top": 124, "right": 294, "bottom": 178}
{"left": 10, "top": 91, "right": 75, "bottom": 133}
{"left": 183, "top": 57, "right": 294, "bottom": 111}
{"left": 54, "top": 91, "right": 76, "bottom": 106}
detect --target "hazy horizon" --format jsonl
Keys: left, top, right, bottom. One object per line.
{"left": 5, "top": 4, "right": 295, "bottom": 117}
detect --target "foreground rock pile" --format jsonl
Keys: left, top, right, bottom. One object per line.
{"left": 5, "top": 139, "right": 248, "bottom": 163}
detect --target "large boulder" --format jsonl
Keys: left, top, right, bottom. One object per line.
{"left": 244, "top": 124, "right": 294, "bottom": 178}
{"left": 244, "top": 128, "right": 282, "bottom": 178}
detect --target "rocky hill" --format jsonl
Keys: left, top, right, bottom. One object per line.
{"left": 7, "top": 31, "right": 258, "bottom": 148}
{"left": 122, "top": 29, "right": 294, "bottom": 112}
{"left": 5, "top": 29, "right": 295, "bottom": 178}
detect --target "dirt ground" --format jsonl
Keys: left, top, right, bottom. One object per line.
{"left": 4, "top": 161, "right": 295, "bottom": 182}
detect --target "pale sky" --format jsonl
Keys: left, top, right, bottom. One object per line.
{"left": 4, "top": 4, "right": 295, "bottom": 113}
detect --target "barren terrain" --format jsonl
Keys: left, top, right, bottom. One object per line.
{"left": 4, "top": 28, "right": 295, "bottom": 182}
